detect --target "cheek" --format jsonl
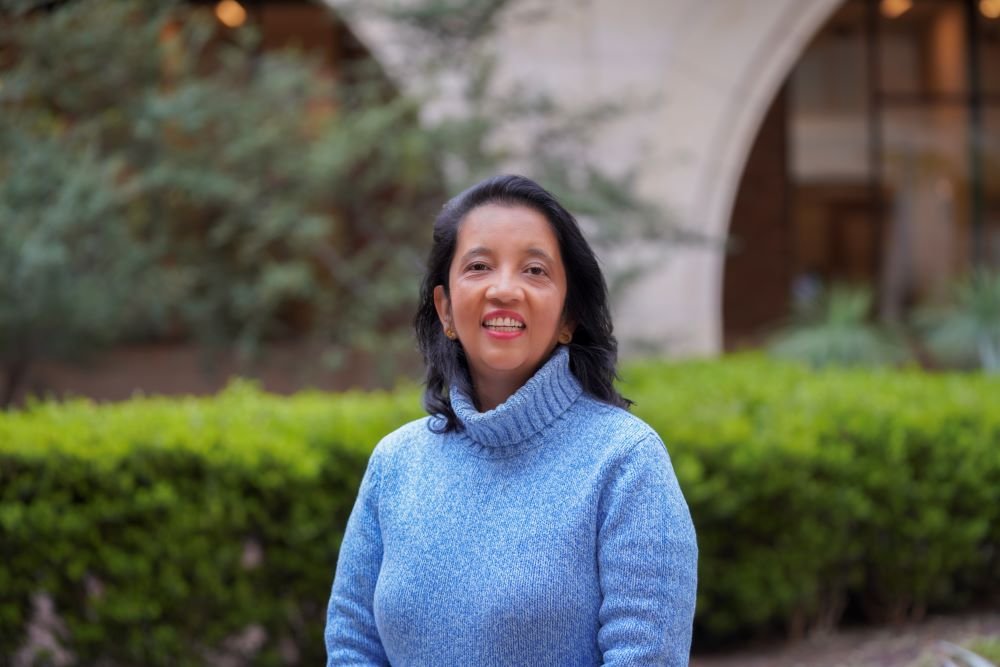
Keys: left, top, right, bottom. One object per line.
{"left": 450, "top": 284, "right": 479, "bottom": 324}
{"left": 553, "top": 285, "right": 569, "bottom": 320}
{"left": 540, "top": 294, "right": 567, "bottom": 331}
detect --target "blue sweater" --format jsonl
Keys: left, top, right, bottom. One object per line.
{"left": 325, "top": 347, "right": 698, "bottom": 666}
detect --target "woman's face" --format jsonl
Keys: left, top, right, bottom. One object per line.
{"left": 434, "top": 203, "right": 572, "bottom": 401}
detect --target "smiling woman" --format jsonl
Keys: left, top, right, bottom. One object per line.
{"left": 433, "top": 204, "right": 572, "bottom": 411}
{"left": 324, "top": 175, "right": 698, "bottom": 666}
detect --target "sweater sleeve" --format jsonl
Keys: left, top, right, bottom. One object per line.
{"left": 324, "top": 447, "right": 390, "bottom": 667}
{"left": 596, "top": 434, "right": 698, "bottom": 666}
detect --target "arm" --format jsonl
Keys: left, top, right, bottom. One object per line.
{"left": 597, "top": 434, "right": 698, "bottom": 666}
{"left": 325, "top": 448, "right": 389, "bottom": 667}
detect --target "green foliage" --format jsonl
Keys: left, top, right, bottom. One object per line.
{"left": 1, "top": 0, "right": 434, "bottom": 375}
{"left": 0, "top": 127, "right": 154, "bottom": 405}
{"left": 3, "top": 359, "right": 999, "bottom": 662}
{"left": 624, "top": 356, "right": 1000, "bottom": 640}
{"left": 0, "top": 381, "right": 424, "bottom": 665}
{"left": 917, "top": 269, "right": 1000, "bottom": 372}
{"left": 769, "top": 285, "right": 910, "bottom": 369}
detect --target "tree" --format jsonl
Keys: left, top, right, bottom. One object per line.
{"left": 0, "top": 127, "right": 154, "bottom": 407}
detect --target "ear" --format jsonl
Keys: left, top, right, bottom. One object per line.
{"left": 558, "top": 317, "right": 576, "bottom": 344}
{"left": 433, "top": 285, "right": 451, "bottom": 330}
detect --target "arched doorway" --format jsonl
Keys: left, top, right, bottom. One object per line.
{"left": 723, "top": 0, "right": 1000, "bottom": 348}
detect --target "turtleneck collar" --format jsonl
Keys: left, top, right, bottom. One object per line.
{"left": 449, "top": 346, "right": 583, "bottom": 455}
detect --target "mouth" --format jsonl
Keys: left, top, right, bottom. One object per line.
{"left": 482, "top": 311, "right": 526, "bottom": 335}
{"left": 483, "top": 317, "right": 526, "bottom": 332}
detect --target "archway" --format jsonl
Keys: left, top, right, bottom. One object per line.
{"left": 724, "top": 0, "right": 1000, "bottom": 347}
{"left": 332, "top": 0, "right": 850, "bottom": 355}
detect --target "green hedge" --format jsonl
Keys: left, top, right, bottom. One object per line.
{"left": 624, "top": 357, "right": 1000, "bottom": 639}
{"left": 0, "top": 382, "right": 423, "bottom": 666}
{"left": 2, "top": 360, "right": 999, "bottom": 664}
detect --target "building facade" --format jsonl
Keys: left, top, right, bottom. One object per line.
{"left": 336, "top": 0, "right": 1000, "bottom": 355}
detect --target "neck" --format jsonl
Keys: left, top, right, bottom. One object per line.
{"left": 449, "top": 346, "right": 581, "bottom": 452}
{"left": 471, "top": 372, "right": 528, "bottom": 412}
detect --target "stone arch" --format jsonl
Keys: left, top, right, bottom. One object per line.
{"left": 326, "top": 0, "right": 847, "bottom": 355}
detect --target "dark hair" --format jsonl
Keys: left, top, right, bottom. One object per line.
{"left": 414, "top": 174, "right": 631, "bottom": 431}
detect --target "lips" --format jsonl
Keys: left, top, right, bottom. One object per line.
{"left": 482, "top": 310, "right": 525, "bottom": 333}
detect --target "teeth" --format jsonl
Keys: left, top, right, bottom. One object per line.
{"left": 484, "top": 317, "right": 525, "bottom": 328}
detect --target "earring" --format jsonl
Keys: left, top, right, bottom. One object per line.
{"left": 446, "top": 328, "right": 457, "bottom": 340}
{"left": 558, "top": 331, "right": 572, "bottom": 345}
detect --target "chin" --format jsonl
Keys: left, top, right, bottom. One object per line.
{"left": 481, "top": 355, "right": 532, "bottom": 374}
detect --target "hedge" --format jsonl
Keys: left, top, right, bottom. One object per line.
{"left": 2, "top": 359, "right": 999, "bottom": 664}
{"left": 623, "top": 358, "right": 1000, "bottom": 639}
{"left": 0, "top": 382, "right": 424, "bottom": 666}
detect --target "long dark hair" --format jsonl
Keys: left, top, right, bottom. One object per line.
{"left": 414, "top": 174, "right": 630, "bottom": 432}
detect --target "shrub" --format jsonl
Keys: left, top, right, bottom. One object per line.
{"left": 624, "top": 356, "right": 1000, "bottom": 640}
{"left": 768, "top": 285, "right": 911, "bottom": 369}
{"left": 2, "top": 360, "right": 999, "bottom": 662}
{"left": 916, "top": 268, "right": 1000, "bottom": 372}
{"left": 0, "top": 381, "right": 422, "bottom": 665}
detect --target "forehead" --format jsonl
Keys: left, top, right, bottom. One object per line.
{"left": 455, "top": 203, "right": 560, "bottom": 252}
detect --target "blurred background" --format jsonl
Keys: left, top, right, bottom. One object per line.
{"left": 2, "top": 1, "right": 999, "bottom": 666}
{"left": 2, "top": 0, "right": 999, "bottom": 407}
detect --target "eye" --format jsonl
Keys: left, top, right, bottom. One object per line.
{"left": 525, "top": 265, "right": 548, "bottom": 276}
{"left": 466, "top": 261, "right": 490, "bottom": 272}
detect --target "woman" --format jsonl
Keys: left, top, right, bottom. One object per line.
{"left": 325, "top": 175, "right": 697, "bottom": 666}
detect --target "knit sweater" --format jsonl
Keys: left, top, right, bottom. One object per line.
{"left": 324, "top": 347, "right": 698, "bottom": 666}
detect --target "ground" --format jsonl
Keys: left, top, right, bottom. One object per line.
{"left": 690, "top": 612, "right": 1000, "bottom": 667}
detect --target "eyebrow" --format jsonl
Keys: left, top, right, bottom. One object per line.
{"left": 524, "top": 247, "right": 555, "bottom": 263}
{"left": 458, "top": 246, "right": 492, "bottom": 264}
{"left": 458, "top": 246, "right": 555, "bottom": 264}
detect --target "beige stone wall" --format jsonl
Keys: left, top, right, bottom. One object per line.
{"left": 330, "top": 0, "right": 844, "bottom": 356}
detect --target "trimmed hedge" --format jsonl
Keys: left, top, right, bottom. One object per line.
{"left": 0, "top": 382, "right": 423, "bottom": 666}
{"left": 624, "top": 358, "right": 1000, "bottom": 639}
{"left": 2, "top": 360, "right": 999, "bottom": 664}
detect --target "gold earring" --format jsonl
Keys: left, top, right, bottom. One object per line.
{"left": 558, "top": 331, "right": 572, "bottom": 345}
{"left": 446, "top": 328, "right": 457, "bottom": 340}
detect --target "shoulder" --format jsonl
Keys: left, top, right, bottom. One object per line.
{"left": 370, "top": 416, "right": 438, "bottom": 461}
{"left": 548, "top": 394, "right": 679, "bottom": 493}
{"left": 366, "top": 415, "right": 458, "bottom": 481}
{"left": 566, "top": 394, "right": 667, "bottom": 463}
{"left": 580, "top": 399, "right": 696, "bottom": 543}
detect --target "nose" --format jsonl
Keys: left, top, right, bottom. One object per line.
{"left": 485, "top": 269, "right": 523, "bottom": 303}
